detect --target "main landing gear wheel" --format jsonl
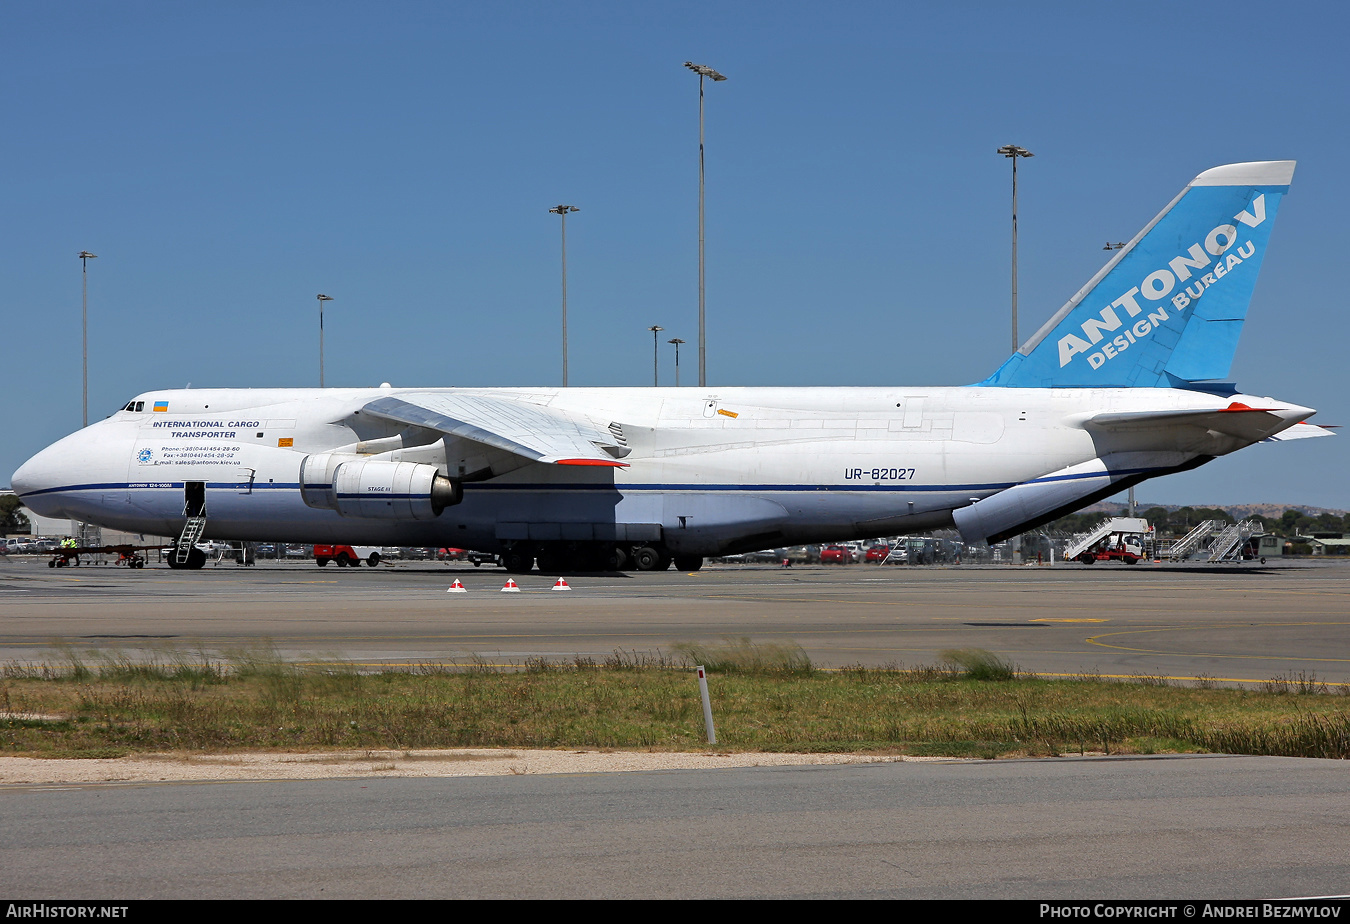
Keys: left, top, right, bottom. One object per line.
{"left": 168, "top": 548, "right": 207, "bottom": 570}
{"left": 502, "top": 549, "right": 535, "bottom": 574}
{"left": 632, "top": 546, "right": 661, "bottom": 571}
{"left": 536, "top": 547, "right": 568, "bottom": 574}
{"left": 602, "top": 546, "right": 627, "bottom": 572}
{"left": 673, "top": 555, "right": 703, "bottom": 572}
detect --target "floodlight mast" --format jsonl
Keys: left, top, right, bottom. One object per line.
{"left": 316, "top": 294, "right": 333, "bottom": 387}
{"left": 548, "top": 205, "right": 580, "bottom": 386}
{"left": 997, "top": 144, "right": 1034, "bottom": 352}
{"left": 668, "top": 337, "right": 685, "bottom": 387}
{"left": 685, "top": 61, "right": 726, "bottom": 388}
{"left": 648, "top": 325, "right": 664, "bottom": 386}
{"left": 77, "top": 251, "right": 97, "bottom": 428}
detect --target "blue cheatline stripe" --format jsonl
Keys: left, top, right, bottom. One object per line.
{"left": 474, "top": 482, "right": 1014, "bottom": 493}
{"left": 18, "top": 465, "right": 1164, "bottom": 501}
{"left": 1026, "top": 466, "right": 1155, "bottom": 484}
{"left": 19, "top": 481, "right": 304, "bottom": 498}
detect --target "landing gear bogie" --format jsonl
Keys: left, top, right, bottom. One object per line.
{"left": 501, "top": 546, "right": 536, "bottom": 574}
{"left": 168, "top": 548, "right": 207, "bottom": 570}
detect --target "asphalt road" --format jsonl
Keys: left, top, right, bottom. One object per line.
{"left": 3, "top": 755, "right": 1348, "bottom": 898}
{"left": 2, "top": 557, "right": 1348, "bottom": 683}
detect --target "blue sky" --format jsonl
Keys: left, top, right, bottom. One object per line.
{"left": 4, "top": 1, "right": 1346, "bottom": 509}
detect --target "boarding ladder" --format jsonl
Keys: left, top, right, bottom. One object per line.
{"left": 1167, "top": 519, "right": 1217, "bottom": 561}
{"left": 175, "top": 516, "right": 207, "bottom": 565}
{"left": 1064, "top": 520, "right": 1121, "bottom": 561}
{"left": 1205, "top": 520, "right": 1260, "bottom": 562}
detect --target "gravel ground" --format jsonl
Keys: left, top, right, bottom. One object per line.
{"left": 0, "top": 748, "right": 945, "bottom": 785}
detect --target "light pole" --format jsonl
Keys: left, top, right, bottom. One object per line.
{"left": 668, "top": 338, "right": 685, "bottom": 387}
{"left": 1101, "top": 244, "right": 1131, "bottom": 513}
{"left": 78, "top": 251, "right": 97, "bottom": 428}
{"left": 997, "top": 145, "right": 1033, "bottom": 351}
{"left": 316, "top": 294, "right": 333, "bottom": 387}
{"left": 548, "top": 205, "right": 579, "bottom": 386}
{"left": 648, "top": 325, "right": 664, "bottom": 386}
{"left": 685, "top": 61, "right": 726, "bottom": 388}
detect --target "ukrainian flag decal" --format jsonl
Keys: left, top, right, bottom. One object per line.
{"left": 153, "top": 401, "right": 169, "bottom": 412}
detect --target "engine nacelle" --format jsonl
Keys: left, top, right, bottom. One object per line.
{"left": 301, "top": 454, "right": 461, "bottom": 519}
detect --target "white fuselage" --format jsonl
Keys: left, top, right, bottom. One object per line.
{"left": 11, "top": 384, "right": 1308, "bottom": 556}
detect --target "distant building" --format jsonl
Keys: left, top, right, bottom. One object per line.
{"left": 1306, "top": 535, "right": 1350, "bottom": 556}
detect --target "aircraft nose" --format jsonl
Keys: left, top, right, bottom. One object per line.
{"left": 11, "top": 450, "right": 48, "bottom": 499}
{"left": 11, "top": 438, "right": 81, "bottom": 519}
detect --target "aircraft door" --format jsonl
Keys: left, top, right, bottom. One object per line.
{"left": 184, "top": 481, "right": 206, "bottom": 517}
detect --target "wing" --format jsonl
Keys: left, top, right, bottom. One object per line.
{"left": 360, "top": 393, "right": 629, "bottom": 467}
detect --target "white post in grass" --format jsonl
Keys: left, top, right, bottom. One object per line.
{"left": 696, "top": 665, "right": 717, "bottom": 745}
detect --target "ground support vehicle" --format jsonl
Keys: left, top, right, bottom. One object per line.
{"left": 1065, "top": 517, "right": 1151, "bottom": 565}
{"left": 314, "top": 544, "right": 382, "bottom": 567}
{"left": 44, "top": 543, "right": 155, "bottom": 568}
{"left": 1075, "top": 532, "right": 1146, "bottom": 565}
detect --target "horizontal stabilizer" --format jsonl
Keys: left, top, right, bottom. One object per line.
{"left": 1263, "top": 423, "right": 1336, "bottom": 442}
{"left": 1084, "top": 401, "right": 1313, "bottom": 443}
{"left": 361, "top": 393, "right": 629, "bottom": 467}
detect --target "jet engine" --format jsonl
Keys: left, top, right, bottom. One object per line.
{"left": 300, "top": 453, "right": 461, "bottom": 519}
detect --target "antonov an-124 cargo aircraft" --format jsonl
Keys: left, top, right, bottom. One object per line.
{"left": 11, "top": 161, "right": 1331, "bottom": 572}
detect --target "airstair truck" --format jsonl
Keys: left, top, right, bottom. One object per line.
{"left": 1064, "top": 517, "right": 1152, "bottom": 565}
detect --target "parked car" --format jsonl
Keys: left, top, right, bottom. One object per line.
{"left": 820, "top": 545, "right": 853, "bottom": 564}
{"left": 864, "top": 544, "right": 891, "bottom": 563}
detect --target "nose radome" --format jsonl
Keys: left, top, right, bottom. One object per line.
{"left": 11, "top": 450, "right": 45, "bottom": 499}
{"left": 10, "top": 435, "right": 83, "bottom": 519}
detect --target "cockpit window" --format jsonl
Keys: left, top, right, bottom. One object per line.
{"left": 121, "top": 400, "right": 145, "bottom": 412}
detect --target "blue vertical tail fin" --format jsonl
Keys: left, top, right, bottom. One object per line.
{"left": 982, "top": 161, "right": 1294, "bottom": 388}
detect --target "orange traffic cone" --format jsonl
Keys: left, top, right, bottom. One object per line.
{"left": 551, "top": 577, "right": 572, "bottom": 591}
{"left": 501, "top": 578, "right": 521, "bottom": 592}
{"left": 446, "top": 579, "right": 467, "bottom": 593}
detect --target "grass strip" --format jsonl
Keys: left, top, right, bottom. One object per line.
{"left": 2, "top": 644, "right": 1348, "bottom": 760}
